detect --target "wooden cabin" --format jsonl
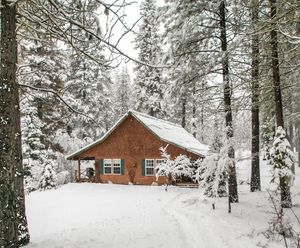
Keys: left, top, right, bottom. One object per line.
{"left": 66, "top": 110, "right": 207, "bottom": 185}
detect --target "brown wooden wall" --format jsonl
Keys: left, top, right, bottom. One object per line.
{"left": 77, "top": 115, "right": 201, "bottom": 185}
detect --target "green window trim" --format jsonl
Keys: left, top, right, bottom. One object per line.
{"left": 100, "top": 159, "right": 104, "bottom": 174}
{"left": 121, "top": 159, "right": 124, "bottom": 175}
{"left": 142, "top": 159, "right": 145, "bottom": 176}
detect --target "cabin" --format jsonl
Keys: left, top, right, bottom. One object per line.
{"left": 66, "top": 110, "right": 208, "bottom": 185}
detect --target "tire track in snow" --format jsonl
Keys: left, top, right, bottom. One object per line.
{"left": 164, "top": 190, "right": 231, "bottom": 248}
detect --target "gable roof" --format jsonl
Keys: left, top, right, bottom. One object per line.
{"left": 66, "top": 110, "right": 208, "bottom": 160}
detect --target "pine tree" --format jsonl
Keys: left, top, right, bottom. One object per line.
{"left": 39, "top": 151, "right": 58, "bottom": 190}
{"left": 0, "top": 0, "right": 29, "bottom": 245}
{"left": 250, "top": 0, "right": 261, "bottom": 192}
{"left": 66, "top": 48, "right": 113, "bottom": 140}
{"left": 113, "top": 66, "right": 132, "bottom": 118}
{"left": 65, "top": 0, "right": 114, "bottom": 140}
{"left": 18, "top": 36, "right": 70, "bottom": 160}
{"left": 269, "top": 0, "right": 292, "bottom": 208}
{"left": 219, "top": 0, "right": 238, "bottom": 203}
{"left": 21, "top": 96, "right": 46, "bottom": 192}
{"left": 270, "top": 127, "right": 295, "bottom": 208}
{"left": 134, "top": 0, "right": 164, "bottom": 117}
{"left": 194, "top": 153, "right": 227, "bottom": 198}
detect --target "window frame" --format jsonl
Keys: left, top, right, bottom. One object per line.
{"left": 103, "top": 159, "right": 122, "bottom": 175}
{"left": 112, "top": 159, "right": 121, "bottom": 175}
{"left": 145, "top": 159, "right": 155, "bottom": 176}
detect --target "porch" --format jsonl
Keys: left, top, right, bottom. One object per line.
{"left": 74, "top": 157, "right": 99, "bottom": 183}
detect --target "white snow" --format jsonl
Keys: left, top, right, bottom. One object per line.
{"left": 131, "top": 110, "right": 208, "bottom": 156}
{"left": 25, "top": 155, "right": 300, "bottom": 248}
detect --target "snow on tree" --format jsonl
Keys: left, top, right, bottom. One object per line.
{"left": 19, "top": 38, "right": 69, "bottom": 150}
{"left": 65, "top": 8, "right": 114, "bottom": 140}
{"left": 209, "top": 118, "right": 224, "bottom": 154}
{"left": 113, "top": 66, "right": 132, "bottom": 118}
{"left": 194, "top": 151, "right": 227, "bottom": 198}
{"left": 21, "top": 96, "right": 46, "bottom": 192}
{"left": 39, "top": 151, "right": 58, "bottom": 190}
{"left": 270, "top": 126, "right": 295, "bottom": 207}
{"left": 156, "top": 145, "right": 194, "bottom": 187}
{"left": 134, "top": 0, "right": 164, "bottom": 117}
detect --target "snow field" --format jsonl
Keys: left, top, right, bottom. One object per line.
{"left": 25, "top": 157, "right": 300, "bottom": 248}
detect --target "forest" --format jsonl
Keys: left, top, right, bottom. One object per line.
{"left": 0, "top": 0, "right": 299, "bottom": 247}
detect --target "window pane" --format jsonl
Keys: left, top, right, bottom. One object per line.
{"left": 104, "top": 159, "right": 111, "bottom": 174}
{"left": 113, "top": 159, "right": 121, "bottom": 165}
{"left": 146, "top": 168, "right": 154, "bottom": 176}
{"left": 146, "top": 160, "right": 154, "bottom": 167}
{"left": 113, "top": 167, "right": 121, "bottom": 174}
{"left": 145, "top": 159, "right": 154, "bottom": 176}
{"left": 104, "top": 159, "right": 111, "bottom": 165}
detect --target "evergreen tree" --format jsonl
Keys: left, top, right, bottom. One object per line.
{"left": 270, "top": 126, "right": 295, "bottom": 208}
{"left": 0, "top": 0, "right": 29, "bottom": 245}
{"left": 19, "top": 38, "right": 68, "bottom": 147}
{"left": 113, "top": 66, "right": 132, "bottom": 118}
{"left": 66, "top": 48, "right": 113, "bottom": 140}
{"left": 21, "top": 96, "right": 46, "bottom": 192}
{"left": 250, "top": 0, "right": 261, "bottom": 192}
{"left": 39, "top": 151, "right": 58, "bottom": 190}
{"left": 134, "top": 0, "right": 164, "bottom": 117}
{"left": 194, "top": 153, "right": 227, "bottom": 198}
{"left": 65, "top": 0, "right": 114, "bottom": 140}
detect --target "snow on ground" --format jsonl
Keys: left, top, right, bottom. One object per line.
{"left": 25, "top": 155, "right": 300, "bottom": 248}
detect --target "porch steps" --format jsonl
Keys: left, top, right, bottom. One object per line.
{"left": 176, "top": 183, "right": 199, "bottom": 189}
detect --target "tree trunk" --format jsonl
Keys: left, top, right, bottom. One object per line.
{"left": 250, "top": 0, "right": 261, "bottom": 192}
{"left": 192, "top": 85, "right": 197, "bottom": 138}
{"left": 0, "top": 1, "right": 30, "bottom": 246}
{"left": 298, "top": 127, "right": 300, "bottom": 167}
{"left": 219, "top": 1, "right": 238, "bottom": 203}
{"left": 16, "top": 103, "right": 30, "bottom": 246}
{"left": 288, "top": 123, "right": 294, "bottom": 149}
{"left": 181, "top": 94, "right": 186, "bottom": 128}
{"left": 269, "top": 0, "right": 292, "bottom": 208}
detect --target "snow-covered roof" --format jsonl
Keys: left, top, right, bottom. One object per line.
{"left": 66, "top": 110, "right": 208, "bottom": 159}
{"left": 130, "top": 110, "right": 208, "bottom": 156}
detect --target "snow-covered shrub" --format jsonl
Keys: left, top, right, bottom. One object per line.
{"left": 156, "top": 145, "right": 194, "bottom": 183}
{"left": 39, "top": 154, "right": 58, "bottom": 190}
{"left": 270, "top": 126, "right": 295, "bottom": 185}
{"left": 56, "top": 171, "right": 71, "bottom": 186}
{"left": 194, "top": 153, "right": 227, "bottom": 198}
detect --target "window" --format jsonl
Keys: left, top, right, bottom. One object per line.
{"left": 145, "top": 159, "right": 154, "bottom": 176}
{"left": 103, "top": 159, "right": 122, "bottom": 175}
{"left": 104, "top": 159, "right": 112, "bottom": 174}
{"left": 113, "top": 159, "right": 121, "bottom": 174}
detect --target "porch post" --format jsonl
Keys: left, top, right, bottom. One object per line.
{"left": 77, "top": 159, "right": 81, "bottom": 182}
{"left": 95, "top": 160, "right": 99, "bottom": 183}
